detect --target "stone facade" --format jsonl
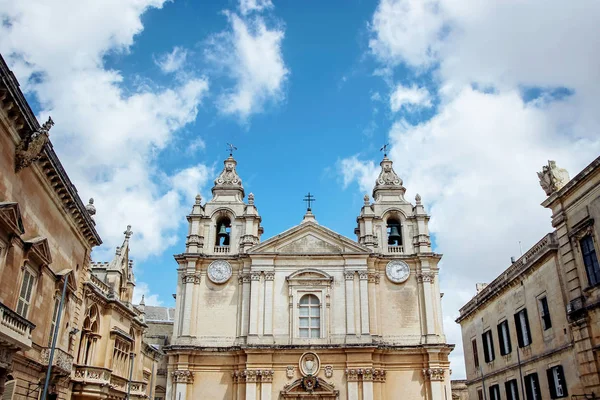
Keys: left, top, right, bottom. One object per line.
{"left": 0, "top": 53, "right": 159, "bottom": 400}
{"left": 143, "top": 305, "right": 175, "bottom": 400}
{"left": 167, "top": 154, "right": 453, "bottom": 399}
{"left": 457, "top": 157, "right": 600, "bottom": 399}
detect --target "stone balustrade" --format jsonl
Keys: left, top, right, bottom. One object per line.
{"left": 89, "top": 274, "right": 110, "bottom": 295}
{"left": 387, "top": 245, "right": 404, "bottom": 253}
{"left": 0, "top": 301, "right": 35, "bottom": 350}
{"left": 40, "top": 347, "right": 74, "bottom": 375}
{"left": 214, "top": 245, "right": 230, "bottom": 253}
{"left": 72, "top": 365, "right": 112, "bottom": 383}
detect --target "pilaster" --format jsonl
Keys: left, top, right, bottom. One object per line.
{"left": 344, "top": 271, "right": 355, "bottom": 335}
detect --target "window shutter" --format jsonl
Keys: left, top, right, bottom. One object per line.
{"left": 547, "top": 368, "right": 557, "bottom": 398}
{"left": 2, "top": 379, "right": 16, "bottom": 400}
{"left": 523, "top": 309, "right": 532, "bottom": 345}
{"left": 497, "top": 324, "right": 504, "bottom": 355}
{"left": 472, "top": 339, "right": 479, "bottom": 368}
{"left": 514, "top": 313, "right": 524, "bottom": 348}
{"left": 482, "top": 333, "right": 488, "bottom": 363}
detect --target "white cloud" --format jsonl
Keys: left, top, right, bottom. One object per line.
{"left": 170, "top": 164, "right": 214, "bottom": 204}
{"left": 356, "top": 0, "right": 600, "bottom": 379}
{"left": 390, "top": 84, "right": 431, "bottom": 112}
{"left": 338, "top": 156, "right": 379, "bottom": 194}
{"left": 133, "top": 282, "right": 163, "bottom": 306}
{"left": 186, "top": 136, "right": 207, "bottom": 155}
{"left": 369, "top": 0, "right": 444, "bottom": 68}
{"left": 205, "top": 12, "right": 289, "bottom": 121}
{"left": 0, "top": 0, "right": 212, "bottom": 263}
{"left": 155, "top": 46, "right": 188, "bottom": 74}
{"left": 239, "top": 0, "right": 273, "bottom": 16}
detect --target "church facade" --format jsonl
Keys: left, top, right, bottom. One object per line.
{"left": 166, "top": 154, "right": 453, "bottom": 400}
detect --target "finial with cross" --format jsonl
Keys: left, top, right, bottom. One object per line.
{"left": 226, "top": 143, "right": 237, "bottom": 156}
{"left": 303, "top": 192, "right": 316, "bottom": 211}
{"left": 380, "top": 143, "right": 389, "bottom": 157}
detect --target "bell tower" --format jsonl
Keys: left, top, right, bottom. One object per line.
{"left": 184, "top": 154, "right": 263, "bottom": 256}
{"left": 355, "top": 155, "right": 432, "bottom": 255}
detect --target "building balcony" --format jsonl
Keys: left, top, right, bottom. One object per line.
{"left": 40, "top": 347, "right": 74, "bottom": 375}
{"left": 0, "top": 300, "right": 35, "bottom": 350}
{"left": 72, "top": 365, "right": 112, "bottom": 384}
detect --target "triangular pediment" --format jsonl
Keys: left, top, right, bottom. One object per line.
{"left": 24, "top": 236, "right": 52, "bottom": 266}
{"left": 0, "top": 202, "right": 25, "bottom": 235}
{"left": 248, "top": 221, "right": 371, "bottom": 255}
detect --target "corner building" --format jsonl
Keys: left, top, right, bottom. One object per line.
{"left": 167, "top": 154, "right": 453, "bottom": 399}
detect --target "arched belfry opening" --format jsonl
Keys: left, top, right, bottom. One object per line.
{"left": 215, "top": 216, "right": 231, "bottom": 247}
{"left": 387, "top": 217, "right": 402, "bottom": 247}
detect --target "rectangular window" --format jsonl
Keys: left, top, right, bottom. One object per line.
{"left": 490, "top": 384, "right": 501, "bottom": 400}
{"left": 472, "top": 338, "right": 480, "bottom": 369}
{"left": 477, "top": 389, "right": 484, "bottom": 400}
{"left": 505, "top": 379, "right": 520, "bottom": 400}
{"left": 16, "top": 269, "right": 35, "bottom": 318}
{"left": 514, "top": 309, "right": 532, "bottom": 347}
{"left": 482, "top": 330, "right": 495, "bottom": 362}
{"left": 525, "top": 373, "right": 542, "bottom": 400}
{"left": 48, "top": 297, "right": 60, "bottom": 347}
{"left": 547, "top": 365, "right": 568, "bottom": 398}
{"left": 497, "top": 320, "right": 512, "bottom": 355}
{"left": 580, "top": 235, "right": 600, "bottom": 286}
{"left": 538, "top": 297, "right": 552, "bottom": 330}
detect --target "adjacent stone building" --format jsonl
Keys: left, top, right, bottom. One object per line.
{"left": 456, "top": 156, "right": 600, "bottom": 399}
{"left": 166, "top": 153, "right": 453, "bottom": 399}
{"left": 0, "top": 53, "right": 159, "bottom": 399}
{"left": 143, "top": 305, "right": 175, "bottom": 400}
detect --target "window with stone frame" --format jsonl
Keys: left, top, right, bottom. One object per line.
{"left": 482, "top": 330, "right": 495, "bottom": 363}
{"left": 524, "top": 372, "right": 541, "bottom": 400}
{"left": 497, "top": 320, "right": 512, "bottom": 355}
{"left": 112, "top": 337, "right": 131, "bottom": 377}
{"left": 16, "top": 266, "right": 36, "bottom": 318}
{"left": 538, "top": 296, "right": 552, "bottom": 331}
{"left": 547, "top": 365, "right": 568, "bottom": 399}
{"left": 514, "top": 308, "right": 532, "bottom": 347}
{"left": 298, "top": 294, "right": 320, "bottom": 338}
{"left": 472, "top": 338, "right": 480, "bottom": 369}
{"left": 505, "top": 379, "right": 520, "bottom": 400}
{"left": 477, "top": 388, "right": 484, "bottom": 400}
{"left": 580, "top": 234, "right": 600, "bottom": 287}
{"left": 48, "top": 296, "right": 61, "bottom": 347}
{"left": 489, "top": 384, "right": 501, "bottom": 400}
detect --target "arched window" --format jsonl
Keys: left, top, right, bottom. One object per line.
{"left": 299, "top": 294, "right": 320, "bottom": 338}
{"left": 78, "top": 305, "right": 100, "bottom": 365}
{"left": 215, "top": 216, "right": 231, "bottom": 246}
{"left": 387, "top": 217, "right": 402, "bottom": 247}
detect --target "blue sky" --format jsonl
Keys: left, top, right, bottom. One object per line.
{"left": 2, "top": 0, "right": 600, "bottom": 378}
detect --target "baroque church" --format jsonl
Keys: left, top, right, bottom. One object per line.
{"left": 166, "top": 153, "right": 452, "bottom": 400}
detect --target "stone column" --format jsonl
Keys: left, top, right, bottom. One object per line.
{"left": 368, "top": 273, "right": 380, "bottom": 335}
{"left": 418, "top": 272, "right": 436, "bottom": 342}
{"left": 344, "top": 272, "right": 355, "bottom": 335}
{"left": 249, "top": 272, "right": 261, "bottom": 336}
{"left": 181, "top": 262, "right": 200, "bottom": 337}
{"left": 172, "top": 370, "right": 194, "bottom": 400}
{"left": 241, "top": 274, "right": 251, "bottom": 337}
{"left": 345, "top": 369, "right": 360, "bottom": 400}
{"left": 259, "top": 370, "right": 273, "bottom": 400}
{"left": 358, "top": 271, "right": 370, "bottom": 335}
{"left": 263, "top": 272, "right": 275, "bottom": 336}
{"left": 423, "top": 368, "right": 445, "bottom": 400}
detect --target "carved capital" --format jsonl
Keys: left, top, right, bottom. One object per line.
{"left": 344, "top": 272, "right": 355, "bottom": 280}
{"left": 417, "top": 272, "right": 435, "bottom": 283}
{"left": 182, "top": 274, "right": 201, "bottom": 285}
{"left": 264, "top": 272, "right": 275, "bottom": 281}
{"left": 345, "top": 368, "right": 385, "bottom": 382}
{"left": 172, "top": 370, "right": 194, "bottom": 384}
{"left": 368, "top": 273, "right": 380, "bottom": 284}
{"left": 250, "top": 272, "right": 261, "bottom": 281}
{"left": 358, "top": 271, "right": 369, "bottom": 280}
{"left": 422, "top": 368, "right": 445, "bottom": 381}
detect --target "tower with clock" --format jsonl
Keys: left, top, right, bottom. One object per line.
{"left": 167, "top": 151, "right": 451, "bottom": 400}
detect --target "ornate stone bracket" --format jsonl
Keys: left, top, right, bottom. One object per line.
{"left": 232, "top": 369, "right": 274, "bottom": 383}
{"left": 422, "top": 368, "right": 445, "bottom": 381}
{"left": 417, "top": 272, "right": 435, "bottom": 283}
{"left": 345, "top": 368, "right": 386, "bottom": 382}
{"left": 182, "top": 274, "right": 201, "bottom": 284}
{"left": 172, "top": 370, "right": 194, "bottom": 384}
{"left": 15, "top": 117, "right": 54, "bottom": 172}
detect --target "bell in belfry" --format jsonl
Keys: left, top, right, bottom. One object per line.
{"left": 388, "top": 224, "right": 402, "bottom": 246}
{"left": 217, "top": 223, "right": 230, "bottom": 246}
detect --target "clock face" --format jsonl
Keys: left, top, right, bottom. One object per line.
{"left": 386, "top": 260, "right": 410, "bottom": 283}
{"left": 207, "top": 260, "right": 232, "bottom": 284}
